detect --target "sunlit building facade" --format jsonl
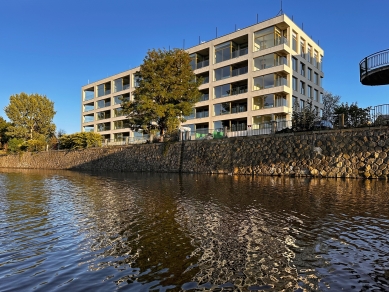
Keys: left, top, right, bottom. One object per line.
{"left": 81, "top": 14, "right": 324, "bottom": 141}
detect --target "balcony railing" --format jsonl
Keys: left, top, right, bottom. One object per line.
{"left": 199, "top": 93, "right": 209, "bottom": 102}
{"left": 230, "top": 85, "right": 248, "bottom": 96}
{"left": 254, "top": 36, "right": 288, "bottom": 52}
{"left": 195, "top": 111, "right": 209, "bottom": 118}
{"left": 360, "top": 49, "right": 389, "bottom": 85}
{"left": 196, "top": 59, "right": 209, "bottom": 69}
{"left": 231, "top": 66, "right": 248, "bottom": 77}
{"left": 231, "top": 47, "right": 248, "bottom": 58}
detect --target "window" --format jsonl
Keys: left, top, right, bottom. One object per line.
{"left": 114, "top": 93, "right": 130, "bottom": 105}
{"left": 314, "top": 73, "right": 319, "bottom": 85}
{"left": 133, "top": 74, "right": 141, "bottom": 87}
{"left": 308, "top": 85, "right": 312, "bottom": 98}
{"left": 114, "top": 76, "right": 130, "bottom": 92}
{"left": 292, "top": 77, "right": 298, "bottom": 91}
{"left": 214, "top": 66, "right": 231, "bottom": 81}
{"left": 320, "top": 92, "right": 323, "bottom": 103}
{"left": 292, "top": 32, "right": 297, "bottom": 51}
{"left": 300, "top": 99, "right": 305, "bottom": 110}
{"left": 314, "top": 106, "right": 319, "bottom": 115}
{"left": 320, "top": 76, "right": 323, "bottom": 87}
{"left": 214, "top": 103, "right": 230, "bottom": 116}
{"left": 97, "top": 82, "right": 111, "bottom": 97}
{"left": 293, "top": 96, "right": 298, "bottom": 108}
{"left": 300, "top": 62, "right": 305, "bottom": 77}
{"left": 253, "top": 73, "right": 287, "bottom": 91}
{"left": 254, "top": 53, "right": 287, "bottom": 71}
{"left": 215, "top": 42, "right": 232, "bottom": 63}
{"left": 300, "top": 81, "right": 305, "bottom": 95}
{"left": 292, "top": 57, "right": 297, "bottom": 71}
{"left": 313, "top": 51, "right": 318, "bottom": 67}
{"left": 214, "top": 84, "right": 231, "bottom": 98}
{"left": 307, "top": 45, "right": 312, "bottom": 63}
{"left": 314, "top": 90, "right": 319, "bottom": 102}
{"left": 113, "top": 108, "right": 124, "bottom": 117}
{"left": 114, "top": 120, "right": 130, "bottom": 130}
{"left": 308, "top": 68, "right": 312, "bottom": 81}
{"left": 196, "top": 106, "right": 209, "bottom": 118}
{"left": 300, "top": 39, "right": 305, "bottom": 58}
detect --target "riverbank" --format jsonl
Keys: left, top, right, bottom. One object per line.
{"left": 1, "top": 127, "right": 389, "bottom": 179}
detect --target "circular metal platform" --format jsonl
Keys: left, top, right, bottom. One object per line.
{"left": 360, "top": 49, "right": 389, "bottom": 86}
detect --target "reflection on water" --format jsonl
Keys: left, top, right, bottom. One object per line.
{"left": 0, "top": 169, "right": 389, "bottom": 291}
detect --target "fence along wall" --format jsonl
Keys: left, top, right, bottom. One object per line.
{"left": 1, "top": 127, "right": 389, "bottom": 179}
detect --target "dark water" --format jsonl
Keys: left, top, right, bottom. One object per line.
{"left": 1, "top": 169, "right": 389, "bottom": 291}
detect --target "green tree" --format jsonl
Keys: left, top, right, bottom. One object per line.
{"left": 121, "top": 48, "right": 202, "bottom": 141}
{"left": 0, "top": 116, "right": 11, "bottom": 147}
{"left": 4, "top": 93, "right": 56, "bottom": 140}
{"left": 334, "top": 102, "right": 371, "bottom": 127}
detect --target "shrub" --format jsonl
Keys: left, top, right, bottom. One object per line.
{"left": 7, "top": 138, "right": 25, "bottom": 153}
{"left": 59, "top": 132, "right": 102, "bottom": 149}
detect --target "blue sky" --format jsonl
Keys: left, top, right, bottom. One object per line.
{"left": 1, "top": 0, "right": 388, "bottom": 134}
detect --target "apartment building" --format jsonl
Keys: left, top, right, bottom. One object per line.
{"left": 81, "top": 14, "right": 324, "bottom": 141}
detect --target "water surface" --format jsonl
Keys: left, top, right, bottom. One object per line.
{"left": 0, "top": 169, "right": 389, "bottom": 291}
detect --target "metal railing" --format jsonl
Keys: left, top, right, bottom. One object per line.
{"left": 360, "top": 49, "right": 389, "bottom": 80}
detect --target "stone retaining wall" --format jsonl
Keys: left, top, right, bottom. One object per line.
{"left": 1, "top": 127, "right": 389, "bottom": 179}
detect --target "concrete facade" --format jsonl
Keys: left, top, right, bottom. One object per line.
{"left": 81, "top": 14, "right": 324, "bottom": 141}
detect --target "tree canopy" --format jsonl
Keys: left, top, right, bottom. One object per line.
{"left": 322, "top": 91, "right": 341, "bottom": 121}
{"left": 0, "top": 116, "right": 11, "bottom": 147}
{"left": 4, "top": 93, "right": 56, "bottom": 140}
{"left": 121, "top": 48, "right": 202, "bottom": 140}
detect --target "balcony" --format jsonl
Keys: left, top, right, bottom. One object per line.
{"left": 230, "top": 85, "right": 248, "bottom": 95}
{"left": 231, "top": 66, "right": 248, "bottom": 77}
{"left": 254, "top": 36, "right": 288, "bottom": 52}
{"left": 360, "top": 49, "right": 389, "bottom": 86}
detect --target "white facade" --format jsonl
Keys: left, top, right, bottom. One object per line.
{"left": 81, "top": 14, "right": 324, "bottom": 141}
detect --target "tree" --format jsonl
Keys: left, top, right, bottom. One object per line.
{"left": 4, "top": 93, "right": 56, "bottom": 140}
{"left": 59, "top": 132, "right": 102, "bottom": 149}
{"left": 292, "top": 100, "right": 319, "bottom": 131}
{"left": 121, "top": 48, "right": 202, "bottom": 141}
{"left": 334, "top": 102, "right": 371, "bottom": 128}
{"left": 0, "top": 116, "right": 11, "bottom": 147}
{"left": 322, "top": 91, "right": 341, "bottom": 122}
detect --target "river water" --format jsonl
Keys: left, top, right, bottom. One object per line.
{"left": 1, "top": 169, "right": 389, "bottom": 291}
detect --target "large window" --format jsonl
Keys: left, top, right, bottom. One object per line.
{"left": 308, "top": 85, "right": 312, "bottom": 98}
{"left": 97, "top": 82, "right": 111, "bottom": 97}
{"left": 314, "top": 89, "right": 319, "bottom": 102}
{"left": 292, "top": 77, "right": 298, "bottom": 91}
{"left": 84, "top": 87, "right": 94, "bottom": 100}
{"left": 254, "top": 26, "right": 286, "bottom": 51}
{"left": 97, "top": 98, "right": 110, "bottom": 109}
{"left": 215, "top": 41, "right": 248, "bottom": 64}
{"left": 214, "top": 84, "right": 231, "bottom": 98}
{"left": 300, "top": 62, "right": 305, "bottom": 77}
{"left": 114, "top": 120, "right": 130, "bottom": 130}
{"left": 314, "top": 73, "right": 319, "bottom": 85}
{"left": 114, "top": 76, "right": 130, "bottom": 92}
{"left": 214, "top": 103, "right": 230, "bottom": 116}
{"left": 253, "top": 73, "right": 287, "bottom": 91}
{"left": 254, "top": 53, "right": 287, "bottom": 71}
{"left": 307, "top": 45, "right": 312, "bottom": 63}
{"left": 300, "top": 81, "right": 305, "bottom": 95}
{"left": 292, "top": 57, "right": 297, "bottom": 71}
{"left": 215, "top": 66, "right": 231, "bottom": 81}
{"left": 253, "top": 94, "right": 286, "bottom": 110}
{"left": 113, "top": 108, "right": 125, "bottom": 117}
{"left": 195, "top": 106, "right": 209, "bottom": 118}
{"left": 97, "top": 122, "right": 110, "bottom": 132}
{"left": 292, "top": 32, "right": 297, "bottom": 51}
{"left": 300, "top": 39, "right": 305, "bottom": 58}
{"left": 114, "top": 93, "right": 130, "bottom": 105}
{"left": 96, "top": 110, "right": 111, "bottom": 120}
